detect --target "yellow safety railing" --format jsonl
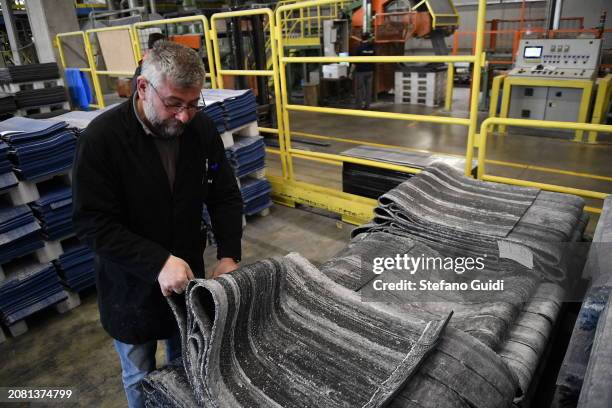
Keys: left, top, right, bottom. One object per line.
{"left": 84, "top": 25, "right": 140, "bottom": 108}
{"left": 56, "top": 30, "right": 105, "bottom": 110}
{"left": 132, "top": 16, "right": 218, "bottom": 89}
{"left": 477, "top": 117, "right": 612, "bottom": 213}
{"left": 210, "top": 8, "right": 291, "bottom": 179}
{"left": 278, "top": 0, "right": 350, "bottom": 44}
{"left": 589, "top": 74, "right": 612, "bottom": 143}
{"left": 271, "top": 0, "right": 486, "bottom": 224}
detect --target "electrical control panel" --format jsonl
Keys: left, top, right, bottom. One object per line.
{"left": 508, "top": 38, "right": 602, "bottom": 80}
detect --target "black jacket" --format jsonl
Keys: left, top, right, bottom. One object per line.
{"left": 72, "top": 98, "right": 243, "bottom": 344}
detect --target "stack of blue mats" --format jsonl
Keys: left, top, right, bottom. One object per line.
{"left": 54, "top": 240, "right": 95, "bottom": 292}
{"left": 240, "top": 177, "right": 272, "bottom": 216}
{"left": 0, "top": 141, "right": 17, "bottom": 192}
{"left": 200, "top": 101, "right": 225, "bottom": 134}
{"left": 225, "top": 135, "right": 265, "bottom": 178}
{"left": 201, "top": 89, "right": 257, "bottom": 131}
{"left": 0, "top": 117, "right": 76, "bottom": 180}
{"left": 0, "top": 203, "right": 43, "bottom": 264}
{"left": 30, "top": 183, "right": 73, "bottom": 240}
{"left": 0, "top": 260, "right": 67, "bottom": 325}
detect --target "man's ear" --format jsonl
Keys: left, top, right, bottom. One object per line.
{"left": 136, "top": 76, "right": 147, "bottom": 100}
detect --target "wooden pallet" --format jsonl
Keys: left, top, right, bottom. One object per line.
{"left": 220, "top": 120, "right": 259, "bottom": 149}
{"left": 0, "top": 78, "right": 64, "bottom": 95}
{"left": 0, "top": 236, "right": 70, "bottom": 283}
{"left": 3, "top": 170, "right": 72, "bottom": 206}
{"left": 16, "top": 101, "right": 70, "bottom": 117}
{"left": 1, "top": 289, "right": 81, "bottom": 339}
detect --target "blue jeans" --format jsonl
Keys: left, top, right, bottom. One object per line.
{"left": 113, "top": 332, "right": 182, "bottom": 408}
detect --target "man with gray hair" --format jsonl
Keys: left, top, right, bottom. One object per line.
{"left": 73, "top": 41, "right": 243, "bottom": 408}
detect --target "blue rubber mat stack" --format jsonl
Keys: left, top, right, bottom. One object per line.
{"left": 53, "top": 240, "right": 95, "bottom": 292}
{"left": 0, "top": 115, "right": 91, "bottom": 334}
{"left": 200, "top": 89, "right": 257, "bottom": 131}
{"left": 225, "top": 135, "right": 272, "bottom": 214}
{"left": 0, "top": 141, "right": 18, "bottom": 193}
{"left": 225, "top": 135, "right": 265, "bottom": 178}
{"left": 239, "top": 177, "right": 272, "bottom": 216}
{"left": 30, "top": 183, "right": 73, "bottom": 240}
{"left": 0, "top": 203, "right": 43, "bottom": 264}
{"left": 0, "top": 117, "right": 76, "bottom": 181}
{"left": 0, "top": 260, "right": 66, "bottom": 325}
{"left": 200, "top": 101, "right": 225, "bottom": 134}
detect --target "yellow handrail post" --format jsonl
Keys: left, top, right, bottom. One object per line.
{"left": 588, "top": 74, "right": 612, "bottom": 143}
{"left": 56, "top": 31, "right": 104, "bottom": 110}
{"left": 464, "top": 0, "right": 486, "bottom": 176}
{"left": 84, "top": 25, "right": 142, "bottom": 108}
{"left": 211, "top": 8, "right": 291, "bottom": 180}
{"left": 444, "top": 62, "right": 454, "bottom": 111}
{"left": 477, "top": 116, "right": 611, "bottom": 212}
{"left": 488, "top": 73, "right": 506, "bottom": 133}
{"left": 275, "top": 9, "right": 295, "bottom": 180}
{"left": 573, "top": 80, "right": 594, "bottom": 142}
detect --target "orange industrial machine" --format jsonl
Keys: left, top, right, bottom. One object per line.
{"left": 349, "top": 0, "right": 459, "bottom": 92}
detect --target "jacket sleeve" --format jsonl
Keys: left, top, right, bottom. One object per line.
{"left": 204, "top": 124, "right": 243, "bottom": 262}
{"left": 72, "top": 125, "right": 170, "bottom": 283}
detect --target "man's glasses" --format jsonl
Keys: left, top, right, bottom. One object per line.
{"left": 148, "top": 82, "right": 200, "bottom": 114}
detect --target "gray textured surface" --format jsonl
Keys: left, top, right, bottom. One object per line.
{"left": 166, "top": 253, "right": 451, "bottom": 408}
{"left": 329, "top": 163, "right": 587, "bottom": 397}
{"left": 144, "top": 163, "right": 588, "bottom": 407}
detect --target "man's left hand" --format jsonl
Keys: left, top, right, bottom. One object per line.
{"left": 211, "top": 257, "right": 239, "bottom": 278}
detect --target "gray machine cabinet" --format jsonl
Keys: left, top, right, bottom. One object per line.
{"left": 509, "top": 85, "right": 548, "bottom": 120}
{"left": 545, "top": 87, "right": 582, "bottom": 122}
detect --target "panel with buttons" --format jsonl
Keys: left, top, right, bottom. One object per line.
{"left": 508, "top": 38, "right": 602, "bottom": 80}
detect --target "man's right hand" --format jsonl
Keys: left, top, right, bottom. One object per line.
{"left": 158, "top": 255, "right": 194, "bottom": 297}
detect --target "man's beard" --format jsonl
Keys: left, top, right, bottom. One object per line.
{"left": 143, "top": 96, "right": 186, "bottom": 138}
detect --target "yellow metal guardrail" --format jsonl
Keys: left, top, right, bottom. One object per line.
{"left": 278, "top": 0, "right": 349, "bottom": 45}
{"left": 272, "top": 0, "right": 486, "bottom": 223}
{"left": 84, "top": 25, "right": 140, "bottom": 108}
{"left": 477, "top": 117, "right": 612, "bottom": 213}
{"left": 132, "top": 16, "right": 218, "bottom": 89}
{"left": 589, "top": 74, "right": 612, "bottom": 143}
{"left": 56, "top": 30, "right": 105, "bottom": 110}
{"left": 210, "top": 8, "right": 291, "bottom": 179}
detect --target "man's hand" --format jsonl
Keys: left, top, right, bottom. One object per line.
{"left": 211, "top": 258, "right": 239, "bottom": 279}
{"left": 158, "top": 255, "right": 194, "bottom": 297}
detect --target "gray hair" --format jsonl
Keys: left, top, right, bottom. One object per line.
{"left": 141, "top": 41, "right": 206, "bottom": 89}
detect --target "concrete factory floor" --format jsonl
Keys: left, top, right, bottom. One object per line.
{"left": 0, "top": 87, "right": 610, "bottom": 406}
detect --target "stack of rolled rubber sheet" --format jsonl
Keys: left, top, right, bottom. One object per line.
{"left": 143, "top": 162, "right": 588, "bottom": 407}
